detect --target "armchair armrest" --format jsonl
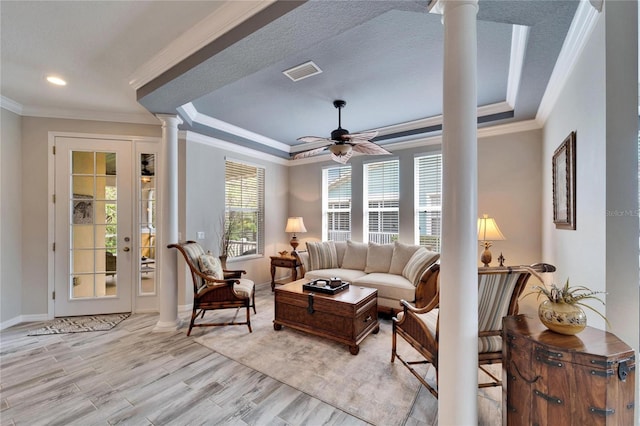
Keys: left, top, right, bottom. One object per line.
{"left": 223, "top": 269, "right": 246, "bottom": 279}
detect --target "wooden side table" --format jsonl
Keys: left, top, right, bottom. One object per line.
{"left": 270, "top": 255, "right": 299, "bottom": 291}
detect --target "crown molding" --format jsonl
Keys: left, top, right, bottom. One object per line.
{"left": 182, "top": 130, "right": 289, "bottom": 166}
{"left": 1, "top": 96, "right": 23, "bottom": 115}
{"left": 506, "top": 25, "right": 530, "bottom": 108}
{"left": 17, "top": 105, "right": 160, "bottom": 125}
{"left": 536, "top": 0, "right": 600, "bottom": 125}
{"left": 182, "top": 103, "right": 291, "bottom": 152}
{"left": 129, "top": 1, "right": 276, "bottom": 90}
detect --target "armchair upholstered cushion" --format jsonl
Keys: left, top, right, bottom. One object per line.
{"left": 198, "top": 253, "right": 224, "bottom": 280}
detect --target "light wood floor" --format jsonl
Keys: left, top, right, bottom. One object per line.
{"left": 0, "top": 283, "right": 501, "bottom": 425}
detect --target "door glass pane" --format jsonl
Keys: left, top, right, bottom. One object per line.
{"left": 139, "top": 153, "right": 156, "bottom": 295}
{"left": 69, "top": 150, "right": 117, "bottom": 299}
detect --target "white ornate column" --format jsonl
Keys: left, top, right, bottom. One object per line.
{"left": 153, "top": 114, "right": 183, "bottom": 332}
{"left": 431, "top": 0, "right": 479, "bottom": 424}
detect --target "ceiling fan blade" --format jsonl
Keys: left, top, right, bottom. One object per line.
{"left": 293, "top": 145, "right": 330, "bottom": 160}
{"left": 345, "top": 130, "right": 379, "bottom": 142}
{"left": 351, "top": 141, "right": 391, "bottom": 155}
{"left": 331, "top": 150, "right": 353, "bottom": 164}
{"left": 297, "top": 136, "right": 333, "bottom": 144}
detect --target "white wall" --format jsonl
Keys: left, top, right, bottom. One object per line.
{"left": 542, "top": 4, "right": 638, "bottom": 353}
{"left": 1, "top": 108, "right": 23, "bottom": 325}
{"left": 289, "top": 128, "right": 544, "bottom": 269}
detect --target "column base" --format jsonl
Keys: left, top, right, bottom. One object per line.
{"left": 153, "top": 318, "right": 183, "bottom": 332}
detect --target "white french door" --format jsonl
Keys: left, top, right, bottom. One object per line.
{"left": 54, "top": 137, "right": 133, "bottom": 316}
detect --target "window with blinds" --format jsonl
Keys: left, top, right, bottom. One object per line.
{"left": 323, "top": 165, "right": 351, "bottom": 241}
{"left": 415, "top": 153, "right": 442, "bottom": 251}
{"left": 364, "top": 159, "right": 399, "bottom": 243}
{"left": 224, "top": 160, "right": 265, "bottom": 258}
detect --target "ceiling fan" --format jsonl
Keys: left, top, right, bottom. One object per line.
{"left": 293, "top": 100, "right": 391, "bottom": 164}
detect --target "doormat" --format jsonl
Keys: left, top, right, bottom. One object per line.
{"left": 27, "top": 313, "right": 130, "bottom": 335}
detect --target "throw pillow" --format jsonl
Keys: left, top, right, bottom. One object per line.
{"left": 364, "top": 242, "right": 394, "bottom": 273}
{"left": 306, "top": 241, "right": 338, "bottom": 271}
{"left": 402, "top": 247, "right": 440, "bottom": 286}
{"left": 388, "top": 241, "right": 422, "bottom": 275}
{"left": 334, "top": 240, "right": 347, "bottom": 267}
{"left": 340, "top": 240, "right": 368, "bottom": 270}
{"left": 199, "top": 253, "right": 224, "bottom": 280}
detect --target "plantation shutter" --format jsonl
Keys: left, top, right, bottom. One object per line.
{"left": 224, "top": 160, "right": 265, "bottom": 257}
{"left": 415, "top": 153, "right": 442, "bottom": 251}
{"left": 323, "top": 166, "right": 352, "bottom": 241}
{"left": 364, "top": 159, "right": 399, "bottom": 243}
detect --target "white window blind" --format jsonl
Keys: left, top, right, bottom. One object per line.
{"left": 322, "top": 166, "right": 351, "bottom": 241}
{"left": 415, "top": 153, "right": 442, "bottom": 251}
{"left": 364, "top": 159, "right": 399, "bottom": 243}
{"left": 224, "top": 160, "right": 265, "bottom": 258}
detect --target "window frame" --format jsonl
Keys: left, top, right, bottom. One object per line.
{"left": 224, "top": 159, "right": 265, "bottom": 260}
{"left": 414, "top": 152, "right": 443, "bottom": 251}
{"left": 322, "top": 165, "right": 352, "bottom": 242}
{"left": 363, "top": 159, "right": 399, "bottom": 244}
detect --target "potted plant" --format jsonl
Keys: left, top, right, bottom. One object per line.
{"left": 526, "top": 279, "right": 606, "bottom": 335}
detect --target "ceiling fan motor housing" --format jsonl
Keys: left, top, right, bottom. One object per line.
{"left": 331, "top": 127, "right": 350, "bottom": 141}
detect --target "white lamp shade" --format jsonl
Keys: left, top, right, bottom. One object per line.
{"left": 477, "top": 214, "right": 505, "bottom": 241}
{"left": 328, "top": 144, "right": 352, "bottom": 156}
{"left": 285, "top": 217, "right": 307, "bottom": 233}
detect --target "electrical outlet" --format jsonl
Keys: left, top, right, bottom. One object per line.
{"left": 197, "top": 231, "right": 205, "bottom": 239}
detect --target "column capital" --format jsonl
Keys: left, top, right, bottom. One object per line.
{"left": 429, "top": 0, "right": 478, "bottom": 16}
{"left": 155, "top": 113, "right": 183, "bottom": 128}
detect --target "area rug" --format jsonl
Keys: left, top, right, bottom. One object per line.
{"left": 27, "top": 313, "right": 130, "bottom": 335}
{"left": 193, "top": 288, "right": 430, "bottom": 426}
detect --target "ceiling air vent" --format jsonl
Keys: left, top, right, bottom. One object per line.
{"left": 283, "top": 61, "right": 322, "bottom": 82}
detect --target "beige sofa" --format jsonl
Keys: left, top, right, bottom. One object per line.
{"left": 294, "top": 240, "right": 440, "bottom": 314}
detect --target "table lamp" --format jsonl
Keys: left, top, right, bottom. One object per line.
{"left": 477, "top": 214, "right": 505, "bottom": 267}
{"left": 285, "top": 217, "right": 307, "bottom": 252}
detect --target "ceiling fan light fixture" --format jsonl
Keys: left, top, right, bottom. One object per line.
{"left": 328, "top": 144, "right": 352, "bottom": 157}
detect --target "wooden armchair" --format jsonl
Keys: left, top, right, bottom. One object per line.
{"left": 391, "top": 263, "right": 555, "bottom": 398}
{"left": 168, "top": 241, "right": 256, "bottom": 336}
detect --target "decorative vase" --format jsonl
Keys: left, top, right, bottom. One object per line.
{"left": 219, "top": 255, "right": 228, "bottom": 270}
{"left": 538, "top": 300, "right": 587, "bottom": 335}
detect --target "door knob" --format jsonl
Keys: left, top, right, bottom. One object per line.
{"left": 123, "top": 247, "right": 130, "bottom": 252}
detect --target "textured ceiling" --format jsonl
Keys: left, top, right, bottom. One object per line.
{"left": 137, "top": 0, "right": 579, "bottom": 158}
{"left": 0, "top": 0, "right": 580, "bottom": 159}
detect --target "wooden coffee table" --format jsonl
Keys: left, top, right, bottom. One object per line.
{"left": 273, "top": 279, "right": 379, "bottom": 355}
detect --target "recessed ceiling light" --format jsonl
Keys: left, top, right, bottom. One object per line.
{"left": 46, "top": 76, "right": 67, "bottom": 86}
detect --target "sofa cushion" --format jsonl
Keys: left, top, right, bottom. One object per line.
{"left": 364, "top": 242, "right": 394, "bottom": 273}
{"left": 402, "top": 247, "right": 440, "bottom": 286}
{"left": 305, "top": 268, "right": 367, "bottom": 283}
{"left": 354, "top": 273, "right": 415, "bottom": 303}
{"left": 334, "top": 241, "right": 347, "bottom": 267}
{"left": 306, "top": 241, "right": 338, "bottom": 271}
{"left": 388, "top": 241, "right": 422, "bottom": 275}
{"left": 198, "top": 253, "right": 223, "bottom": 280}
{"left": 341, "top": 240, "right": 368, "bottom": 270}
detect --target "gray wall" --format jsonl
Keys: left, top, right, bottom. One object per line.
{"left": 182, "top": 133, "right": 290, "bottom": 289}
{"left": 289, "top": 128, "right": 543, "bottom": 267}
{"left": 1, "top": 108, "right": 23, "bottom": 325}
{"left": 541, "top": 5, "right": 638, "bottom": 354}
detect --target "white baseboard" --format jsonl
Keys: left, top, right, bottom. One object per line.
{"left": 1, "top": 313, "right": 50, "bottom": 331}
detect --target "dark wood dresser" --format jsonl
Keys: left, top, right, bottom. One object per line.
{"left": 502, "top": 315, "right": 635, "bottom": 425}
